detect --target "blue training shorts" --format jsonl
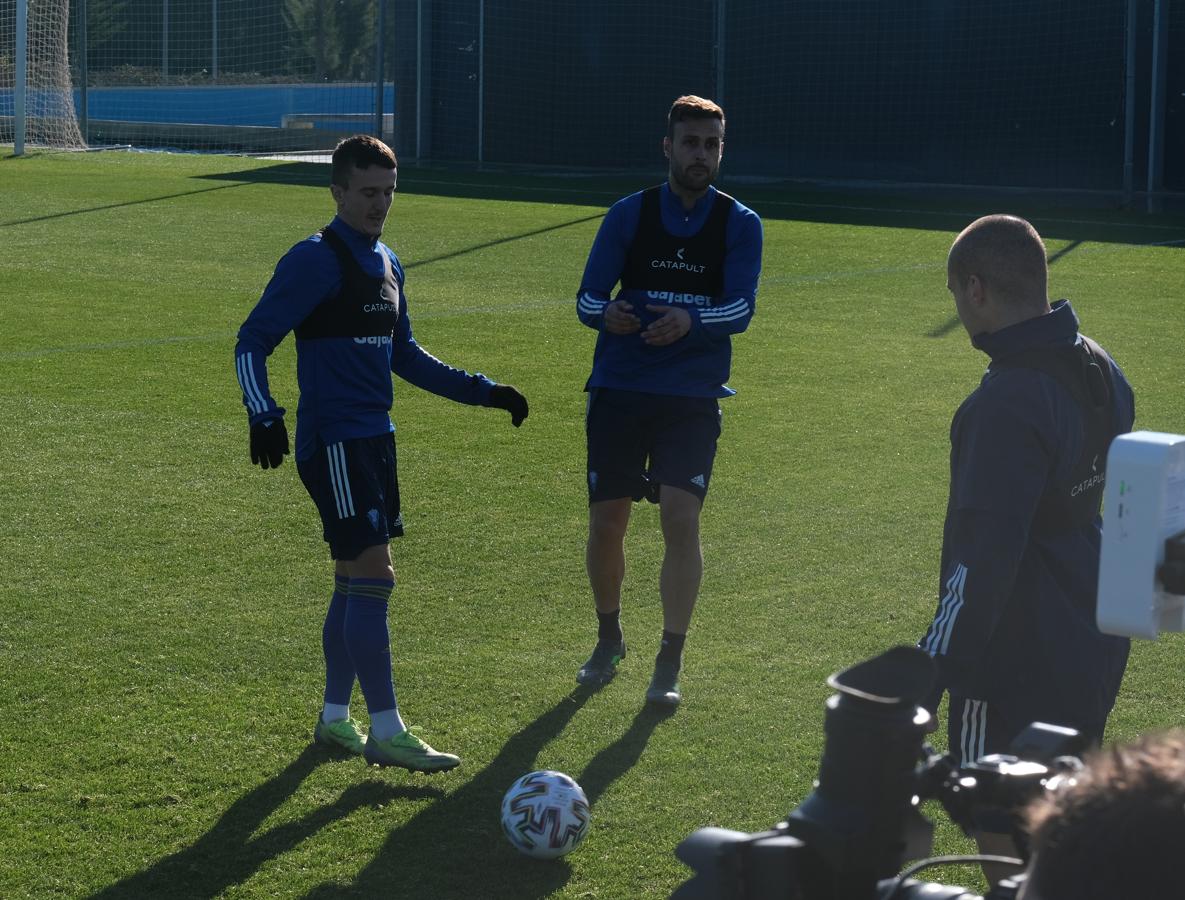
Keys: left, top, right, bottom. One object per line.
{"left": 585, "top": 388, "right": 721, "bottom": 504}
{"left": 296, "top": 432, "right": 403, "bottom": 561}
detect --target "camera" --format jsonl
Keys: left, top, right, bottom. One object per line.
{"left": 672, "top": 646, "right": 1084, "bottom": 900}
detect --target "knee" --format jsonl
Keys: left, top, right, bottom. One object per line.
{"left": 589, "top": 504, "right": 630, "bottom": 545}
{"left": 660, "top": 507, "right": 701, "bottom": 548}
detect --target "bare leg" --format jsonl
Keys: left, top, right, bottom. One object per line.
{"left": 341, "top": 543, "right": 395, "bottom": 581}
{"left": 975, "top": 831, "right": 1025, "bottom": 890}
{"left": 657, "top": 486, "right": 703, "bottom": 635}
{"left": 587, "top": 498, "right": 632, "bottom": 613}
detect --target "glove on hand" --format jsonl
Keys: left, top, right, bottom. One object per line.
{"left": 250, "top": 418, "right": 290, "bottom": 469}
{"left": 487, "top": 384, "right": 529, "bottom": 427}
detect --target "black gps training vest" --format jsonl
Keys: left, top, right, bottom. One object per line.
{"left": 619, "top": 186, "right": 734, "bottom": 296}
{"left": 989, "top": 336, "right": 1117, "bottom": 534}
{"left": 295, "top": 226, "right": 400, "bottom": 340}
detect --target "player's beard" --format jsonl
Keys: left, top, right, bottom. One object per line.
{"left": 671, "top": 160, "right": 717, "bottom": 194}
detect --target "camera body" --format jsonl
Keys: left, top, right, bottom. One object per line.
{"left": 673, "top": 646, "right": 1083, "bottom": 900}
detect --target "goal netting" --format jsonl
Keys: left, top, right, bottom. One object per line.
{"left": 73, "top": 0, "right": 391, "bottom": 155}
{"left": 2, "top": 0, "right": 1175, "bottom": 194}
{"left": 1, "top": 0, "right": 85, "bottom": 150}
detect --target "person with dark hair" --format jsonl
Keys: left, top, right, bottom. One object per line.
{"left": 1019, "top": 730, "right": 1185, "bottom": 899}
{"left": 234, "top": 134, "right": 528, "bottom": 773}
{"left": 918, "top": 214, "right": 1135, "bottom": 880}
{"left": 574, "top": 96, "right": 763, "bottom": 706}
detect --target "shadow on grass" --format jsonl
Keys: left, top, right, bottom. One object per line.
{"left": 0, "top": 181, "right": 251, "bottom": 228}
{"left": 1047, "top": 238, "right": 1084, "bottom": 266}
{"left": 198, "top": 162, "right": 1185, "bottom": 246}
{"left": 89, "top": 745, "right": 440, "bottom": 900}
{"left": 402, "top": 212, "right": 605, "bottom": 273}
{"left": 5, "top": 163, "right": 1178, "bottom": 249}
{"left": 578, "top": 702, "right": 678, "bottom": 806}
{"left": 304, "top": 688, "right": 675, "bottom": 900}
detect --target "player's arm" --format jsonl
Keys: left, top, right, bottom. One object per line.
{"left": 919, "top": 393, "right": 1050, "bottom": 700}
{"left": 234, "top": 241, "right": 338, "bottom": 466}
{"left": 643, "top": 205, "right": 763, "bottom": 347}
{"left": 577, "top": 198, "right": 640, "bottom": 334}
{"left": 920, "top": 508, "right": 1034, "bottom": 701}
{"left": 390, "top": 274, "right": 528, "bottom": 426}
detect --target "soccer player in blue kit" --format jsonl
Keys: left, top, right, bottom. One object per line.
{"left": 574, "top": 96, "right": 763, "bottom": 706}
{"left": 918, "top": 214, "right": 1134, "bottom": 881}
{"left": 235, "top": 135, "right": 528, "bottom": 773}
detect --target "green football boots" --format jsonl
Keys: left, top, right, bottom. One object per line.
{"left": 363, "top": 727, "right": 461, "bottom": 773}
{"left": 313, "top": 716, "right": 367, "bottom": 755}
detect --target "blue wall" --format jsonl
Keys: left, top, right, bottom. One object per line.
{"left": 72, "top": 83, "right": 394, "bottom": 127}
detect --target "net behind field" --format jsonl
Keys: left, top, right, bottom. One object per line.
{"left": 0, "top": 0, "right": 84, "bottom": 149}
{"left": 3, "top": 1, "right": 1181, "bottom": 195}
{"left": 724, "top": 0, "right": 1128, "bottom": 190}
{"left": 69, "top": 0, "right": 388, "bottom": 153}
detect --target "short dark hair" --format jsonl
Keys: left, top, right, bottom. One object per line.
{"left": 331, "top": 134, "right": 397, "bottom": 189}
{"left": 947, "top": 214, "right": 1048, "bottom": 309}
{"left": 1023, "top": 730, "right": 1185, "bottom": 899}
{"left": 667, "top": 95, "right": 725, "bottom": 140}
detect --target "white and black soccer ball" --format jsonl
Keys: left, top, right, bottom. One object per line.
{"left": 500, "top": 770, "right": 591, "bottom": 859}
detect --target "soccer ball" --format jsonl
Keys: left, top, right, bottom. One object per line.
{"left": 500, "top": 770, "right": 591, "bottom": 859}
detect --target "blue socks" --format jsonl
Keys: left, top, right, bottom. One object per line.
{"left": 321, "top": 575, "right": 355, "bottom": 712}
{"left": 343, "top": 578, "right": 399, "bottom": 723}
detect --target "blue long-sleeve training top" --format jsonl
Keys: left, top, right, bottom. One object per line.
{"left": 576, "top": 182, "right": 763, "bottom": 398}
{"left": 235, "top": 216, "right": 494, "bottom": 460}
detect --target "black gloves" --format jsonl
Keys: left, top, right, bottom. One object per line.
{"left": 487, "top": 384, "right": 529, "bottom": 427}
{"left": 250, "top": 418, "right": 290, "bottom": 469}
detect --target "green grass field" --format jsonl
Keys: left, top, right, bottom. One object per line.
{"left": 1, "top": 149, "right": 1183, "bottom": 899}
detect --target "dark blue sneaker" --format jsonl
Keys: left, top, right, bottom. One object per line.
{"left": 576, "top": 638, "right": 626, "bottom": 686}
{"left": 645, "top": 660, "right": 682, "bottom": 706}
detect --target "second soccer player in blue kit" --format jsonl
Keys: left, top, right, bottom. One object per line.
{"left": 574, "top": 95, "right": 764, "bottom": 706}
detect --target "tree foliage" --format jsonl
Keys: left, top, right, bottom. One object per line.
{"left": 72, "top": 0, "right": 382, "bottom": 84}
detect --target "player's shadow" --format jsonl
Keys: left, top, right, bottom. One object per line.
{"left": 578, "top": 702, "right": 678, "bottom": 807}
{"left": 88, "top": 745, "right": 439, "bottom": 900}
{"left": 302, "top": 686, "right": 676, "bottom": 900}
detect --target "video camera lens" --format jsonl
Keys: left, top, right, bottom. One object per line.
{"left": 782, "top": 647, "right": 937, "bottom": 896}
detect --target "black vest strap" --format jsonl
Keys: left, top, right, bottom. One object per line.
{"left": 619, "top": 186, "right": 734, "bottom": 296}
{"left": 989, "top": 336, "right": 1116, "bottom": 534}
{"left": 295, "top": 226, "right": 400, "bottom": 340}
